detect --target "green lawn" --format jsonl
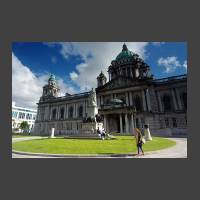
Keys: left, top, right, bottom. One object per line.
{"left": 12, "top": 136, "right": 176, "bottom": 155}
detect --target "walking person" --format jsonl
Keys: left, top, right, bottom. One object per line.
{"left": 134, "top": 128, "right": 145, "bottom": 156}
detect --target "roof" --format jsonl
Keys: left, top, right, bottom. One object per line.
{"left": 115, "top": 43, "right": 135, "bottom": 61}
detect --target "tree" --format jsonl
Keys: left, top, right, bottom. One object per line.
{"left": 20, "top": 121, "right": 29, "bottom": 132}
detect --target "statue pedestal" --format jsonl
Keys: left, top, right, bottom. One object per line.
{"left": 81, "top": 122, "right": 103, "bottom": 135}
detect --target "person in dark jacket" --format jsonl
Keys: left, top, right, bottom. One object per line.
{"left": 135, "top": 128, "right": 144, "bottom": 156}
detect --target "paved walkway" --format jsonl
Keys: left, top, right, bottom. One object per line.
{"left": 12, "top": 137, "right": 187, "bottom": 158}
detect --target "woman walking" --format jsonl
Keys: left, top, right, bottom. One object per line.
{"left": 134, "top": 128, "right": 145, "bottom": 156}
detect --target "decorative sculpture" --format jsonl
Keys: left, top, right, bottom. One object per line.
{"left": 144, "top": 124, "right": 152, "bottom": 141}
{"left": 89, "top": 88, "right": 97, "bottom": 106}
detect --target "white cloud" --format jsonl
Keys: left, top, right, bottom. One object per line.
{"left": 157, "top": 56, "right": 182, "bottom": 73}
{"left": 70, "top": 71, "right": 78, "bottom": 80}
{"left": 183, "top": 60, "right": 187, "bottom": 69}
{"left": 12, "top": 53, "right": 75, "bottom": 109}
{"left": 46, "top": 42, "right": 149, "bottom": 91}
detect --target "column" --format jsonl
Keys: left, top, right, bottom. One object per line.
{"left": 120, "top": 114, "right": 123, "bottom": 133}
{"left": 145, "top": 89, "right": 151, "bottom": 111}
{"left": 175, "top": 88, "right": 182, "bottom": 110}
{"left": 157, "top": 91, "right": 163, "bottom": 112}
{"left": 56, "top": 106, "right": 59, "bottom": 119}
{"left": 65, "top": 104, "right": 68, "bottom": 119}
{"left": 142, "top": 90, "right": 147, "bottom": 111}
{"left": 171, "top": 88, "right": 178, "bottom": 110}
{"left": 125, "top": 113, "right": 129, "bottom": 134}
{"left": 129, "top": 91, "right": 133, "bottom": 106}
{"left": 49, "top": 106, "right": 52, "bottom": 120}
{"left": 73, "top": 103, "right": 76, "bottom": 118}
{"left": 131, "top": 114, "right": 134, "bottom": 133}
{"left": 126, "top": 92, "right": 129, "bottom": 106}
{"left": 103, "top": 115, "right": 107, "bottom": 131}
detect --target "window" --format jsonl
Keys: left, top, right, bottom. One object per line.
{"left": 26, "top": 113, "right": 32, "bottom": 120}
{"left": 181, "top": 92, "right": 187, "bottom": 110}
{"left": 172, "top": 118, "right": 177, "bottom": 128}
{"left": 69, "top": 106, "right": 73, "bottom": 118}
{"left": 165, "top": 118, "right": 170, "bottom": 128}
{"left": 60, "top": 108, "right": 65, "bottom": 119}
{"left": 52, "top": 109, "right": 57, "bottom": 120}
{"left": 78, "top": 106, "right": 83, "bottom": 118}
{"left": 134, "top": 95, "right": 142, "bottom": 112}
{"left": 163, "top": 95, "right": 172, "bottom": 111}
{"left": 12, "top": 111, "right": 18, "bottom": 118}
{"left": 18, "top": 112, "right": 25, "bottom": 119}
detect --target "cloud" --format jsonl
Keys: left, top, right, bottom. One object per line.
{"left": 46, "top": 42, "right": 149, "bottom": 91}
{"left": 70, "top": 71, "right": 78, "bottom": 80}
{"left": 12, "top": 53, "right": 75, "bottom": 109}
{"left": 183, "top": 60, "right": 187, "bottom": 69}
{"left": 157, "top": 56, "right": 182, "bottom": 73}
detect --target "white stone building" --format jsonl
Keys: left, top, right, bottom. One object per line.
{"left": 12, "top": 102, "right": 37, "bottom": 132}
{"left": 96, "top": 44, "right": 187, "bottom": 136}
{"left": 34, "top": 44, "right": 187, "bottom": 137}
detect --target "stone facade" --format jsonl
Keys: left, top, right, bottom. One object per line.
{"left": 34, "top": 75, "right": 99, "bottom": 136}
{"left": 34, "top": 44, "right": 187, "bottom": 137}
{"left": 96, "top": 44, "right": 187, "bottom": 136}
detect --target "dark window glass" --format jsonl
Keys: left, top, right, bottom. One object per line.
{"left": 134, "top": 95, "right": 142, "bottom": 112}
{"left": 69, "top": 107, "right": 73, "bottom": 118}
{"left": 163, "top": 95, "right": 172, "bottom": 111}
{"left": 172, "top": 118, "right": 177, "bottom": 127}
{"left": 52, "top": 109, "right": 57, "bottom": 120}
{"left": 60, "top": 108, "right": 65, "bottom": 119}
{"left": 181, "top": 92, "right": 187, "bottom": 110}
{"left": 78, "top": 106, "right": 83, "bottom": 118}
{"left": 165, "top": 118, "right": 169, "bottom": 128}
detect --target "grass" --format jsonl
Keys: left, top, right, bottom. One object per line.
{"left": 12, "top": 136, "right": 176, "bottom": 155}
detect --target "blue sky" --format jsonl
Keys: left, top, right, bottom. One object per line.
{"left": 12, "top": 42, "right": 187, "bottom": 108}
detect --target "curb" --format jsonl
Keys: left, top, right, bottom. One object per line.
{"left": 12, "top": 150, "right": 137, "bottom": 158}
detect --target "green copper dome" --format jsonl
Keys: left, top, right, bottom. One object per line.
{"left": 48, "top": 74, "right": 56, "bottom": 81}
{"left": 115, "top": 44, "right": 134, "bottom": 61}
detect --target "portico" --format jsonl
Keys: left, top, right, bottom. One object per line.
{"left": 99, "top": 107, "right": 136, "bottom": 134}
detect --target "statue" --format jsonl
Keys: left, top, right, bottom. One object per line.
{"left": 89, "top": 88, "right": 97, "bottom": 106}
{"left": 144, "top": 124, "right": 152, "bottom": 141}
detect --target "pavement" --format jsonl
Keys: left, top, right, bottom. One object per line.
{"left": 12, "top": 136, "right": 187, "bottom": 159}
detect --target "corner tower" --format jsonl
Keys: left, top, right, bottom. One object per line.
{"left": 97, "top": 71, "right": 107, "bottom": 87}
{"left": 40, "top": 74, "right": 60, "bottom": 101}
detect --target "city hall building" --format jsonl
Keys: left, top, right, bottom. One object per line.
{"left": 34, "top": 44, "right": 187, "bottom": 136}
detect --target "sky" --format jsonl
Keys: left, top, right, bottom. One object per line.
{"left": 12, "top": 42, "right": 187, "bottom": 109}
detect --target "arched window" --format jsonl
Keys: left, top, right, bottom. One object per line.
{"left": 60, "top": 107, "right": 65, "bottom": 119}
{"left": 163, "top": 95, "right": 172, "bottom": 111}
{"left": 181, "top": 92, "right": 187, "bottom": 110}
{"left": 69, "top": 106, "right": 73, "bottom": 118}
{"left": 52, "top": 109, "right": 57, "bottom": 120}
{"left": 78, "top": 106, "right": 83, "bottom": 118}
{"left": 134, "top": 95, "right": 142, "bottom": 112}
